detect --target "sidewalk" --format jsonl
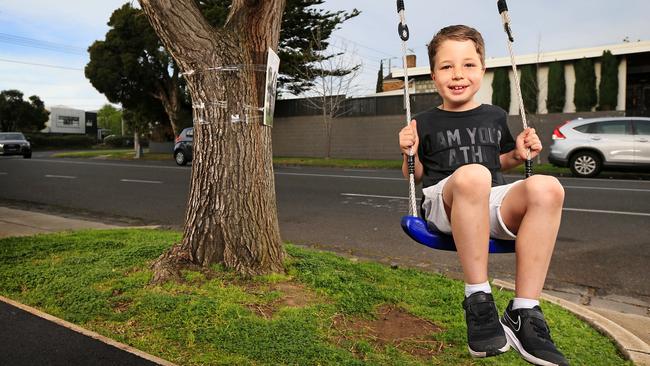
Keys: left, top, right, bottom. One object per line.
{"left": 0, "top": 207, "right": 175, "bottom": 366}
{"left": 1, "top": 206, "right": 649, "bottom": 365}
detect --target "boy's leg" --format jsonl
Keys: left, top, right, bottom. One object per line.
{"left": 498, "top": 175, "right": 569, "bottom": 366}
{"left": 499, "top": 175, "right": 564, "bottom": 299}
{"left": 443, "top": 164, "right": 509, "bottom": 357}
{"left": 442, "top": 164, "right": 491, "bottom": 284}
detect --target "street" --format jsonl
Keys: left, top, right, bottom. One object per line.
{"left": 1, "top": 156, "right": 649, "bottom": 310}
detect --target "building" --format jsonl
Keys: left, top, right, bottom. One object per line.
{"left": 42, "top": 106, "right": 98, "bottom": 137}
{"left": 385, "top": 40, "right": 650, "bottom": 116}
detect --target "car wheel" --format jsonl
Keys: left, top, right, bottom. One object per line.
{"left": 23, "top": 152, "right": 32, "bottom": 159}
{"left": 174, "top": 150, "right": 187, "bottom": 166}
{"left": 569, "top": 151, "right": 602, "bottom": 178}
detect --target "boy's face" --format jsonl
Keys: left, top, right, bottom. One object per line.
{"left": 430, "top": 39, "right": 485, "bottom": 111}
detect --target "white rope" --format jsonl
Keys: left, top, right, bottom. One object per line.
{"left": 398, "top": 6, "right": 419, "bottom": 217}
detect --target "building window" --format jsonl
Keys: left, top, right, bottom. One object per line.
{"left": 57, "top": 116, "right": 80, "bottom": 127}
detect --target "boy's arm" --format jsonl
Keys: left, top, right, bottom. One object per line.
{"left": 499, "top": 150, "right": 524, "bottom": 171}
{"left": 402, "top": 153, "right": 423, "bottom": 184}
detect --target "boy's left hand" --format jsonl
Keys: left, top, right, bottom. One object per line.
{"left": 515, "top": 128, "right": 542, "bottom": 160}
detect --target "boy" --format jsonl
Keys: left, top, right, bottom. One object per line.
{"left": 398, "top": 25, "right": 568, "bottom": 366}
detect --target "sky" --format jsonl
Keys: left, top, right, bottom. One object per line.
{"left": 1, "top": 0, "right": 649, "bottom": 111}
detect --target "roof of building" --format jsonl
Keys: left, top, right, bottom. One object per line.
{"left": 391, "top": 40, "right": 650, "bottom": 78}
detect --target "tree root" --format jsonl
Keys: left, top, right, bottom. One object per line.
{"left": 149, "top": 242, "right": 200, "bottom": 285}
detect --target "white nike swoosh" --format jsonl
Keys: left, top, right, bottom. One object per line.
{"left": 505, "top": 311, "right": 521, "bottom": 332}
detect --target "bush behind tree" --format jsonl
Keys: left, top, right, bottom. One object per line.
{"left": 598, "top": 50, "right": 619, "bottom": 111}
{"left": 574, "top": 58, "right": 597, "bottom": 112}
{"left": 492, "top": 67, "right": 511, "bottom": 111}
{"left": 520, "top": 64, "right": 538, "bottom": 114}
{"left": 546, "top": 61, "right": 566, "bottom": 113}
{"left": 24, "top": 133, "right": 95, "bottom": 149}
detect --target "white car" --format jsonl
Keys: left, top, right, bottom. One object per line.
{"left": 549, "top": 117, "right": 650, "bottom": 177}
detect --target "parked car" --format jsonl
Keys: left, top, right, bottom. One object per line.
{"left": 0, "top": 132, "right": 32, "bottom": 159}
{"left": 549, "top": 117, "right": 650, "bottom": 177}
{"left": 173, "top": 127, "right": 193, "bottom": 165}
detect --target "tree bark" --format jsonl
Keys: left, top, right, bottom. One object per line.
{"left": 139, "top": 0, "right": 286, "bottom": 279}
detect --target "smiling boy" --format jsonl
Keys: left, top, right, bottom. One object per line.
{"left": 398, "top": 25, "right": 569, "bottom": 366}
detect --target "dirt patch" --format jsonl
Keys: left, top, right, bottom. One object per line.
{"left": 248, "top": 282, "right": 321, "bottom": 319}
{"left": 331, "top": 305, "right": 444, "bottom": 359}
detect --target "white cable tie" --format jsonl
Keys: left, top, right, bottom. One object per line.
{"left": 244, "top": 104, "right": 264, "bottom": 112}
{"left": 192, "top": 102, "right": 205, "bottom": 109}
{"left": 181, "top": 69, "right": 195, "bottom": 76}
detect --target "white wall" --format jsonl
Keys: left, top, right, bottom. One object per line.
{"left": 43, "top": 107, "right": 86, "bottom": 134}
{"left": 475, "top": 58, "right": 627, "bottom": 115}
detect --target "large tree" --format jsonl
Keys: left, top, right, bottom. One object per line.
{"left": 85, "top": 4, "right": 186, "bottom": 136}
{"left": 87, "top": 1, "right": 359, "bottom": 137}
{"left": 97, "top": 104, "right": 123, "bottom": 135}
{"left": 139, "top": 0, "right": 286, "bottom": 281}
{"left": 0, "top": 89, "right": 49, "bottom": 132}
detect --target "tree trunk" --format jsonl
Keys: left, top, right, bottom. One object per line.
{"left": 152, "top": 70, "right": 182, "bottom": 137}
{"left": 140, "top": 0, "right": 286, "bottom": 280}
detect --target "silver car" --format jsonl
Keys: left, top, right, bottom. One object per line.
{"left": 549, "top": 117, "right": 650, "bottom": 177}
{"left": 0, "top": 132, "right": 32, "bottom": 159}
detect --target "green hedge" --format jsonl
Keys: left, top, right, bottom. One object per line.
{"left": 103, "top": 135, "right": 149, "bottom": 148}
{"left": 24, "top": 133, "right": 95, "bottom": 149}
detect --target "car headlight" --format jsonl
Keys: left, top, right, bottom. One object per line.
{"left": 0, "top": 143, "right": 3, "bottom": 147}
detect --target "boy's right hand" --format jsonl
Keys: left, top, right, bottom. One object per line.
{"left": 399, "top": 119, "right": 419, "bottom": 155}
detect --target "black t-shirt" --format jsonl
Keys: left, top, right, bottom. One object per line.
{"left": 415, "top": 104, "right": 516, "bottom": 188}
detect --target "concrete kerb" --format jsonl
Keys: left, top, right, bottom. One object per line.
{"left": 493, "top": 279, "right": 650, "bottom": 366}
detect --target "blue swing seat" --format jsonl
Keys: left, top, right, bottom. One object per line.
{"left": 401, "top": 215, "right": 516, "bottom": 253}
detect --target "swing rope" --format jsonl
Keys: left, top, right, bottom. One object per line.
{"left": 498, "top": 0, "right": 533, "bottom": 177}
{"left": 396, "top": 0, "right": 418, "bottom": 218}
{"left": 397, "top": 0, "right": 530, "bottom": 253}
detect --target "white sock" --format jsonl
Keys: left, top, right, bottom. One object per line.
{"left": 512, "top": 297, "right": 540, "bottom": 310}
{"left": 465, "top": 281, "right": 491, "bottom": 298}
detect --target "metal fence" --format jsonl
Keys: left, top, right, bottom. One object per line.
{"left": 275, "top": 93, "right": 442, "bottom": 118}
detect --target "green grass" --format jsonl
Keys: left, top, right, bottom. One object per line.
{"left": 0, "top": 229, "right": 630, "bottom": 365}
{"left": 53, "top": 149, "right": 170, "bottom": 161}
{"left": 504, "top": 163, "right": 571, "bottom": 176}
{"left": 273, "top": 157, "right": 402, "bottom": 169}
{"left": 51, "top": 150, "right": 573, "bottom": 175}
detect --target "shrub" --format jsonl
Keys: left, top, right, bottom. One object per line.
{"left": 103, "top": 135, "right": 149, "bottom": 148}
{"left": 547, "top": 61, "right": 566, "bottom": 113}
{"left": 23, "top": 133, "right": 95, "bottom": 149}
{"left": 598, "top": 50, "right": 619, "bottom": 111}
{"left": 491, "top": 67, "right": 511, "bottom": 111}
{"left": 520, "top": 64, "right": 538, "bottom": 114}
{"left": 574, "top": 58, "right": 597, "bottom": 112}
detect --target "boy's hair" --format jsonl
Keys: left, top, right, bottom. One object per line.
{"left": 427, "top": 25, "right": 486, "bottom": 71}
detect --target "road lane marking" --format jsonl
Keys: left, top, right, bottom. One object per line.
{"left": 0, "top": 172, "right": 7, "bottom": 175}
{"left": 44, "top": 174, "right": 76, "bottom": 179}
{"left": 26, "top": 158, "right": 187, "bottom": 170}
{"left": 120, "top": 179, "right": 162, "bottom": 184}
{"left": 342, "top": 193, "right": 420, "bottom": 200}
{"left": 563, "top": 185, "right": 650, "bottom": 193}
{"left": 562, "top": 208, "right": 650, "bottom": 217}
{"left": 341, "top": 193, "right": 650, "bottom": 217}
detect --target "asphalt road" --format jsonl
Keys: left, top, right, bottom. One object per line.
{"left": 1, "top": 155, "right": 649, "bottom": 308}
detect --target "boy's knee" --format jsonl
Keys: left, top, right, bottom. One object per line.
{"left": 525, "top": 175, "right": 564, "bottom": 207}
{"left": 452, "top": 164, "right": 491, "bottom": 195}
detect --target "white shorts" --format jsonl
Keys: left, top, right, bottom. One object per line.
{"left": 421, "top": 176, "right": 522, "bottom": 240}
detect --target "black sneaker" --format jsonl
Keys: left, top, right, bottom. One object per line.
{"left": 500, "top": 300, "right": 569, "bottom": 366}
{"left": 462, "top": 291, "right": 510, "bottom": 357}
